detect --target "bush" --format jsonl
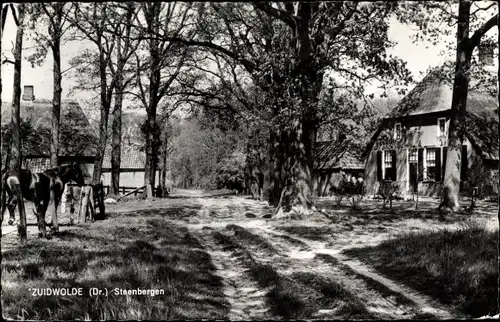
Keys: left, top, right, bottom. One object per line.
{"left": 215, "top": 151, "right": 245, "bottom": 194}
{"left": 377, "top": 180, "right": 401, "bottom": 210}
{"left": 330, "top": 175, "right": 365, "bottom": 209}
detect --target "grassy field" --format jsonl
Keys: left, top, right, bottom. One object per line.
{"left": 1, "top": 210, "right": 229, "bottom": 320}
{"left": 344, "top": 223, "right": 498, "bottom": 317}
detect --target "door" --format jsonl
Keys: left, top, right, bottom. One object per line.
{"left": 408, "top": 149, "right": 418, "bottom": 193}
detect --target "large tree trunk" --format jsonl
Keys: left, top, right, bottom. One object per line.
{"left": 50, "top": 31, "right": 62, "bottom": 168}
{"left": 274, "top": 117, "right": 317, "bottom": 218}
{"left": 9, "top": 4, "right": 25, "bottom": 172}
{"left": 263, "top": 128, "right": 283, "bottom": 206}
{"left": 142, "top": 3, "right": 161, "bottom": 200}
{"left": 496, "top": 0, "right": 499, "bottom": 313}
{"left": 92, "top": 48, "right": 111, "bottom": 185}
{"left": 110, "top": 75, "right": 123, "bottom": 195}
{"left": 440, "top": 0, "right": 472, "bottom": 213}
{"left": 110, "top": 4, "right": 134, "bottom": 196}
{"left": 143, "top": 105, "right": 158, "bottom": 199}
{"left": 159, "top": 114, "right": 169, "bottom": 197}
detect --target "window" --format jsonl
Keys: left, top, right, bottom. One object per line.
{"left": 384, "top": 150, "right": 396, "bottom": 180}
{"left": 426, "top": 148, "right": 437, "bottom": 180}
{"left": 394, "top": 123, "right": 402, "bottom": 140}
{"left": 408, "top": 149, "right": 417, "bottom": 163}
{"left": 437, "top": 118, "right": 446, "bottom": 137}
{"left": 384, "top": 151, "right": 392, "bottom": 168}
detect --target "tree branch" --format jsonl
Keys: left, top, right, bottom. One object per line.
{"left": 252, "top": 2, "right": 296, "bottom": 28}
{"left": 468, "top": 13, "right": 498, "bottom": 51}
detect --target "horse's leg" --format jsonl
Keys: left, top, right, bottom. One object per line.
{"left": 1, "top": 189, "right": 8, "bottom": 225}
{"left": 7, "top": 194, "right": 17, "bottom": 225}
{"left": 36, "top": 200, "right": 48, "bottom": 238}
{"left": 51, "top": 188, "right": 62, "bottom": 233}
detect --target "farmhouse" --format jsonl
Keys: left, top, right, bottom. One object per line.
{"left": 314, "top": 141, "right": 365, "bottom": 197}
{"left": 363, "top": 65, "right": 498, "bottom": 198}
{"left": 101, "top": 111, "right": 161, "bottom": 190}
{"left": 1, "top": 98, "right": 98, "bottom": 181}
{"left": 101, "top": 148, "right": 160, "bottom": 190}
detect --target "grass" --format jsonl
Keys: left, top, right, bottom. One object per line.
{"left": 343, "top": 222, "right": 498, "bottom": 317}
{"left": 291, "top": 272, "right": 375, "bottom": 319}
{"left": 1, "top": 212, "right": 229, "bottom": 320}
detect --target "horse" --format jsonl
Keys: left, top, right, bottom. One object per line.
{"left": 1, "top": 164, "right": 85, "bottom": 238}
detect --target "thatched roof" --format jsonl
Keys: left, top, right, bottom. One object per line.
{"left": 1, "top": 99, "right": 98, "bottom": 157}
{"left": 366, "top": 66, "right": 498, "bottom": 160}
{"left": 315, "top": 141, "right": 364, "bottom": 171}
{"left": 386, "top": 66, "right": 498, "bottom": 119}
{"left": 102, "top": 148, "right": 146, "bottom": 170}
{"left": 102, "top": 111, "right": 146, "bottom": 170}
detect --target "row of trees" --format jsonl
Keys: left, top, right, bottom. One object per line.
{"left": 2, "top": 1, "right": 498, "bottom": 216}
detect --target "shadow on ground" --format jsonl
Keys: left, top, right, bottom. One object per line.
{"left": 1, "top": 213, "right": 229, "bottom": 320}
{"left": 343, "top": 225, "right": 498, "bottom": 318}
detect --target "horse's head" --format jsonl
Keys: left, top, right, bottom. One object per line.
{"left": 60, "top": 163, "right": 85, "bottom": 187}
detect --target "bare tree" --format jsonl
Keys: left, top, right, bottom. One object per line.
{"left": 8, "top": 4, "right": 26, "bottom": 172}
{"left": 26, "top": 3, "right": 74, "bottom": 168}
{"left": 69, "top": 2, "right": 117, "bottom": 185}
{"left": 133, "top": 2, "right": 194, "bottom": 199}
{"left": 109, "top": 2, "right": 142, "bottom": 195}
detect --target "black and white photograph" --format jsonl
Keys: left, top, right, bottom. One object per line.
{"left": 1, "top": 1, "right": 499, "bottom": 320}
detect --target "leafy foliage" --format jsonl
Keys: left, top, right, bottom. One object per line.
{"left": 215, "top": 151, "right": 246, "bottom": 192}
{"left": 170, "top": 110, "right": 246, "bottom": 190}
{"left": 378, "top": 180, "right": 402, "bottom": 210}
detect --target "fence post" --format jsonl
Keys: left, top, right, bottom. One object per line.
{"left": 78, "top": 186, "right": 88, "bottom": 224}
{"left": 17, "top": 189, "right": 27, "bottom": 242}
{"left": 88, "top": 186, "right": 95, "bottom": 221}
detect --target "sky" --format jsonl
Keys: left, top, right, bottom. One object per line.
{"left": 0, "top": 3, "right": 497, "bottom": 109}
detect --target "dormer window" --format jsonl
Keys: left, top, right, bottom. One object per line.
{"left": 437, "top": 118, "right": 446, "bottom": 137}
{"left": 394, "top": 123, "right": 402, "bottom": 140}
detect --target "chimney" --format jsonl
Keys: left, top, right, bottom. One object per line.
{"left": 478, "top": 43, "right": 494, "bottom": 66}
{"left": 22, "top": 85, "right": 35, "bottom": 101}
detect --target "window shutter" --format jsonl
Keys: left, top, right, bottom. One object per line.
{"left": 417, "top": 148, "right": 424, "bottom": 182}
{"left": 391, "top": 150, "right": 397, "bottom": 181}
{"left": 442, "top": 147, "right": 447, "bottom": 179}
{"left": 435, "top": 148, "right": 441, "bottom": 182}
{"left": 461, "top": 145, "right": 468, "bottom": 181}
{"left": 376, "top": 151, "right": 383, "bottom": 181}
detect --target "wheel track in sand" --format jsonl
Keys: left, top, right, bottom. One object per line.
{"left": 192, "top": 226, "right": 271, "bottom": 320}
{"left": 255, "top": 226, "right": 456, "bottom": 319}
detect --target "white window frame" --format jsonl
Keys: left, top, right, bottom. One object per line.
{"left": 425, "top": 147, "right": 437, "bottom": 181}
{"left": 437, "top": 118, "right": 446, "bottom": 137}
{"left": 394, "top": 123, "right": 402, "bottom": 140}
{"left": 422, "top": 148, "right": 427, "bottom": 180}
{"left": 384, "top": 150, "right": 394, "bottom": 180}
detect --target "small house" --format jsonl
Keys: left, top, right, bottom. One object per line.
{"left": 314, "top": 141, "right": 365, "bottom": 197}
{"left": 363, "top": 65, "right": 498, "bottom": 198}
{"left": 1, "top": 97, "right": 98, "bottom": 180}
{"left": 101, "top": 148, "right": 160, "bottom": 190}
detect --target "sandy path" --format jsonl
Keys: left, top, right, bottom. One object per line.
{"left": 181, "top": 195, "right": 470, "bottom": 319}
{"left": 193, "top": 226, "right": 270, "bottom": 320}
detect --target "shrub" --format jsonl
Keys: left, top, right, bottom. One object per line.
{"left": 377, "top": 180, "right": 401, "bottom": 210}
{"left": 330, "top": 175, "right": 365, "bottom": 209}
